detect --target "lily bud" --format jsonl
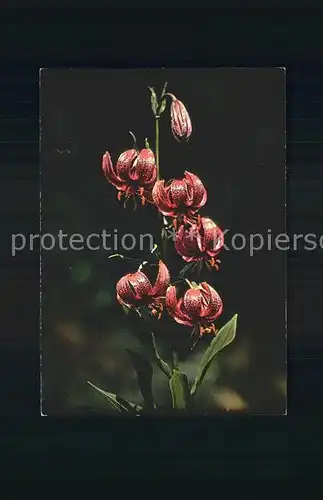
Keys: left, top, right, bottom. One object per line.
{"left": 166, "top": 93, "right": 192, "bottom": 141}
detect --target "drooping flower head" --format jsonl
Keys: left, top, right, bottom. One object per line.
{"left": 166, "top": 281, "right": 223, "bottom": 336}
{"left": 166, "top": 93, "right": 192, "bottom": 141}
{"left": 152, "top": 171, "right": 207, "bottom": 222}
{"left": 116, "top": 260, "right": 170, "bottom": 318}
{"left": 175, "top": 217, "right": 224, "bottom": 269}
{"left": 102, "top": 148, "right": 157, "bottom": 207}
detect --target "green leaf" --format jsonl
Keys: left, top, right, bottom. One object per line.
{"left": 158, "top": 98, "right": 167, "bottom": 115}
{"left": 169, "top": 370, "right": 189, "bottom": 410}
{"left": 148, "top": 87, "right": 158, "bottom": 116}
{"left": 87, "top": 381, "right": 142, "bottom": 413}
{"left": 144, "top": 138, "right": 150, "bottom": 149}
{"left": 190, "top": 314, "right": 238, "bottom": 396}
{"left": 126, "top": 349, "right": 155, "bottom": 410}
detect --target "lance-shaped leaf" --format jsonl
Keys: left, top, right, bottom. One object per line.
{"left": 148, "top": 87, "right": 158, "bottom": 116}
{"left": 87, "top": 381, "right": 142, "bottom": 414}
{"left": 126, "top": 349, "right": 155, "bottom": 410}
{"left": 190, "top": 314, "right": 238, "bottom": 396}
{"left": 169, "top": 370, "right": 189, "bottom": 410}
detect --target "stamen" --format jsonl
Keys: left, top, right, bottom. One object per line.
{"left": 200, "top": 323, "right": 218, "bottom": 336}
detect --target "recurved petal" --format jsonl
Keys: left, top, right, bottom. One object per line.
{"left": 174, "top": 225, "right": 189, "bottom": 257}
{"left": 152, "top": 180, "right": 177, "bottom": 216}
{"left": 141, "top": 164, "right": 157, "bottom": 189}
{"left": 116, "top": 275, "right": 136, "bottom": 307}
{"left": 136, "top": 149, "right": 157, "bottom": 183}
{"left": 175, "top": 224, "right": 200, "bottom": 259}
{"left": 151, "top": 260, "right": 170, "bottom": 297}
{"left": 183, "top": 288, "right": 204, "bottom": 318}
{"left": 102, "top": 152, "right": 128, "bottom": 190}
{"left": 169, "top": 179, "right": 189, "bottom": 207}
{"left": 116, "top": 271, "right": 152, "bottom": 305}
{"left": 165, "top": 286, "right": 194, "bottom": 326}
{"left": 184, "top": 171, "right": 207, "bottom": 209}
{"left": 200, "top": 282, "right": 223, "bottom": 320}
{"left": 116, "top": 149, "right": 137, "bottom": 180}
{"left": 201, "top": 218, "right": 224, "bottom": 256}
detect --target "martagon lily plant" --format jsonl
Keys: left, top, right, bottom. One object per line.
{"left": 88, "top": 82, "right": 238, "bottom": 414}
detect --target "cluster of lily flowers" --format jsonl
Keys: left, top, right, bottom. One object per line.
{"left": 101, "top": 93, "right": 225, "bottom": 340}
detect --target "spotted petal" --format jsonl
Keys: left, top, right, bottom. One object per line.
{"left": 201, "top": 218, "right": 224, "bottom": 257}
{"left": 102, "top": 152, "right": 127, "bottom": 190}
{"left": 165, "top": 285, "right": 193, "bottom": 326}
{"left": 184, "top": 171, "right": 207, "bottom": 209}
{"left": 200, "top": 282, "right": 223, "bottom": 321}
{"left": 151, "top": 260, "right": 170, "bottom": 297}
{"left": 169, "top": 179, "right": 188, "bottom": 206}
{"left": 183, "top": 288, "right": 205, "bottom": 318}
{"left": 141, "top": 165, "right": 157, "bottom": 189}
{"left": 175, "top": 224, "right": 201, "bottom": 261}
{"left": 116, "top": 271, "right": 152, "bottom": 307}
{"left": 136, "top": 149, "right": 157, "bottom": 186}
{"left": 152, "top": 180, "right": 177, "bottom": 216}
{"left": 116, "top": 149, "right": 137, "bottom": 180}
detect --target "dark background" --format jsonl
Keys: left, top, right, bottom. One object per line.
{"left": 40, "top": 68, "right": 286, "bottom": 415}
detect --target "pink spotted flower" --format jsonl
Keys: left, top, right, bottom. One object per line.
{"left": 116, "top": 260, "right": 170, "bottom": 319}
{"left": 175, "top": 217, "right": 224, "bottom": 269}
{"left": 152, "top": 171, "right": 207, "bottom": 223}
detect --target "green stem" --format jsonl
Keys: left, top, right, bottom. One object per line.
{"left": 155, "top": 114, "right": 168, "bottom": 259}
{"left": 155, "top": 117, "right": 160, "bottom": 180}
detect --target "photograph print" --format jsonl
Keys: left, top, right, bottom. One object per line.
{"left": 40, "top": 68, "right": 286, "bottom": 415}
